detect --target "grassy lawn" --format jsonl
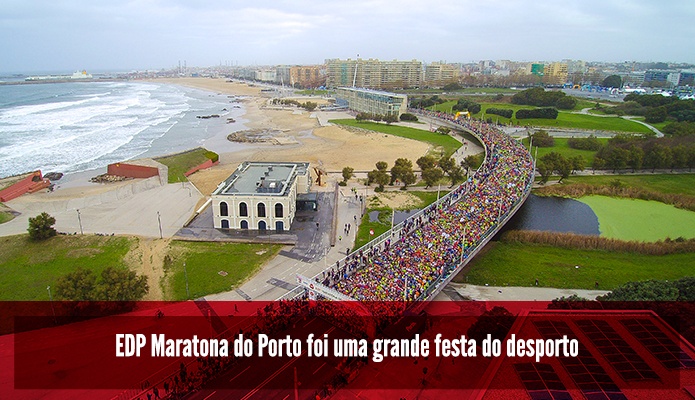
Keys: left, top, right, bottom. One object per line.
{"left": 560, "top": 174, "right": 695, "bottom": 197}
{"left": 427, "top": 101, "right": 652, "bottom": 133}
{"left": 155, "top": 148, "right": 218, "bottom": 183}
{"left": 577, "top": 196, "right": 695, "bottom": 241}
{"left": 458, "top": 241, "right": 695, "bottom": 290}
{"left": 0, "top": 234, "right": 134, "bottom": 301}
{"left": 163, "top": 241, "right": 282, "bottom": 300}
{"left": 0, "top": 211, "right": 14, "bottom": 224}
{"left": 521, "top": 137, "right": 607, "bottom": 164}
{"left": 354, "top": 207, "right": 392, "bottom": 250}
{"left": 330, "top": 119, "right": 461, "bottom": 157}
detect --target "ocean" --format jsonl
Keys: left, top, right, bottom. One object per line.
{"left": 0, "top": 81, "right": 245, "bottom": 180}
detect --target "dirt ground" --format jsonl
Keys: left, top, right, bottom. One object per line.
{"left": 124, "top": 237, "right": 169, "bottom": 300}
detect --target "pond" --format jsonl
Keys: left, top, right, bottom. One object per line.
{"left": 501, "top": 194, "right": 600, "bottom": 236}
{"left": 368, "top": 209, "right": 422, "bottom": 225}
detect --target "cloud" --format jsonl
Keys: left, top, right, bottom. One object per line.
{"left": 0, "top": 0, "right": 694, "bottom": 72}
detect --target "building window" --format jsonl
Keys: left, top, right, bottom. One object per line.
{"left": 258, "top": 220, "right": 267, "bottom": 230}
{"left": 275, "top": 203, "right": 284, "bottom": 218}
{"left": 257, "top": 202, "right": 266, "bottom": 217}
{"left": 220, "top": 202, "right": 228, "bottom": 217}
{"left": 221, "top": 220, "right": 229, "bottom": 229}
{"left": 240, "top": 220, "right": 248, "bottom": 229}
{"left": 239, "top": 202, "right": 248, "bottom": 217}
{"left": 275, "top": 221, "right": 284, "bottom": 231}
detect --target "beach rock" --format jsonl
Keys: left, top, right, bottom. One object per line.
{"left": 90, "top": 174, "right": 131, "bottom": 183}
{"left": 44, "top": 172, "right": 63, "bottom": 181}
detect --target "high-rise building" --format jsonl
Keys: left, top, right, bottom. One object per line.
{"left": 325, "top": 58, "right": 423, "bottom": 89}
{"left": 425, "top": 62, "right": 459, "bottom": 86}
{"left": 289, "top": 65, "right": 326, "bottom": 88}
{"left": 543, "top": 62, "right": 568, "bottom": 85}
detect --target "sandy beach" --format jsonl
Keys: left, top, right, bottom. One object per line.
{"left": 152, "top": 78, "right": 430, "bottom": 195}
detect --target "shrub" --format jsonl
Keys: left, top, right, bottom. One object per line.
{"left": 530, "top": 130, "right": 555, "bottom": 147}
{"left": 399, "top": 113, "right": 418, "bottom": 122}
{"left": 516, "top": 108, "right": 559, "bottom": 120}
{"left": 567, "top": 135, "right": 602, "bottom": 151}
{"left": 28, "top": 212, "right": 57, "bottom": 241}
{"left": 486, "top": 108, "right": 514, "bottom": 119}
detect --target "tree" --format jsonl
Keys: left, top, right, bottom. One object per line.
{"left": 93, "top": 267, "right": 149, "bottom": 301}
{"left": 464, "top": 153, "right": 484, "bottom": 170}
{"left": 671, "top": 145, "right": 689, "bottom": 170}
{"left": 569, "top": 155, "right": 586, "bottom": 174}
{"left": 466, "top": 306, "right": 514, "bottom": 343}
{"left": 645, "top": 106, "right": 668, "bottom": 123}
{"left": 390, "top": 158, "right": 414, "bottom": 185}
{"left": 302, "top": 101, "right": 317, "bottom": 111}
{"left": 376, "top": 161, "right": 388, "bottom": 172}
{"left": 400, "top": 170, "right": 417, "bottom": 189}
{"left": 645, "top": 144, "right": 673, "bottom": 172}
{"left": 55, "top": 267, "right": 97, "bottom": 301}
{"left": 438, "top": 156, "right": 456, "bottom": 174}
{"left": 421, "top": 167, "right": 444, "bottom": 188}
{"left": 400, "top": 113, "right": 418, "bottom": 122}
{"left": 341, "top": 166, "right": 354, "bottom": 183}
{"left": 447, "top": 165, "right": 465, "bottom": 187}
{"left": 598, "top": 280, "right": 679, "bottom": 301}
{"left": 383, "top": 114, "right": 399, "bottom": 124}
{"left": 540, "top": 152, "right": 572, "bottom": 182}
{"left": 374, "top": 170, "right": 390, "bottom": 191}
{"left": 604, "top": 146, "right": 630, "bottom": 172}
{"left": 627, "top": 146, "right": 644, "bottom": 172}
{"left": 435, "top": 126, "right": 451, "bottom": 135}
{"left": 416, "top": 155, "right": 437, "bottom": 171}
{"left": 28, "top": 212, "right": 57, "bottom": 241}
{"left": 536, "top": 160, "right": 552, "bottom": 184}
{"left": 602, "top": 75, "right": 622, "bottom": 88}
{"left": 530, "top": 130, "right": 555, "bottom": 147}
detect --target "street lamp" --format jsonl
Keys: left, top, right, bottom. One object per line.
{"left": 76, "top": 209, "right": 83, "bottom": 235}
{"left": 47, "top": 285, "right": 57, "bottom": 324}
{"left": 157, "top": 211, "right": 163, "bottom": 239}
{"left": 183, "top": 262, "right": 190, "bottom": 300}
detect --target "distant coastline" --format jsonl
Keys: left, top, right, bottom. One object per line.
{"left": 0, "top": 78, "right": 128, "bottom": 86}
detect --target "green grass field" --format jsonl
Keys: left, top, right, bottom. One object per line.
{"left": 0, "top": 211, "right": 14, "bottom": 224}
{"left": 155, "top": 148, "right": 218, "bottom": 183}
{"left": 163, "top": 241, "right": 282, "bottom": 300}
{"left": 561, "top": 174, "right": 695, "bottom": 196}
{"left": 459, "top": 241, "right": 695, "bottom": 290}
{"left": 577, "top": 195, "right": 695, "bottom": 241}
{"left": 0, "top": 234, "right": 134, "bottom": 301}
{"left": 330, "top": 119, "right": 461, "bottom": 157}
{"left": 522, "top": 137, "right": 607, "bottom": 164}
{"left": 427, "top": 101, "right": 652, "bottom": 133}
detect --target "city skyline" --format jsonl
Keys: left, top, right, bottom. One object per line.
{"left": 1, "top": 0, "right": 695, "bottom": 74}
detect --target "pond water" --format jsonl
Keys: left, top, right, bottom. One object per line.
{"left": 368, "top": 209, "right": 422, "bottom": 225}
{"left": 502, "top": 194, "right": 600, "bottom": 235}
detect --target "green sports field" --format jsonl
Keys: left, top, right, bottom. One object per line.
{"left": 578, "top": 195, "right": 695, "bottom": 241}
{"left": 460, "top": 241, "right": 695, "bottom": 290}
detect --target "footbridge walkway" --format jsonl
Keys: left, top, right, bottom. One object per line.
{"left": 288, "top": 111, "right": 536, "bottom": 314}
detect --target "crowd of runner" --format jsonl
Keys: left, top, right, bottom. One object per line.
{"left": 325, "top": 115, "right": 534, "bottom": 313}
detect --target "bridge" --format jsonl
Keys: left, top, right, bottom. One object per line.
{"left": 290, "top": 111, "right": 535, "bottom": 314}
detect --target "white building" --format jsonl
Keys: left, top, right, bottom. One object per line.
{"left": 335, "top": 87, "right": 408, "bottom": 117}
{"left": 211, "top": 162, "right": 311, "bottom": 231}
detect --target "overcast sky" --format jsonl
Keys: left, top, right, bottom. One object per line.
{"left": 2, "top": 0, "right": 694, "bottom": 73}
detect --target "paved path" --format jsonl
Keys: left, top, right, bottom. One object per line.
{"left": 0, "top": 179, "right": 201, "bottom": 238}
{"left": 449, "top": 283, "right": 609, "bottom": 301}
